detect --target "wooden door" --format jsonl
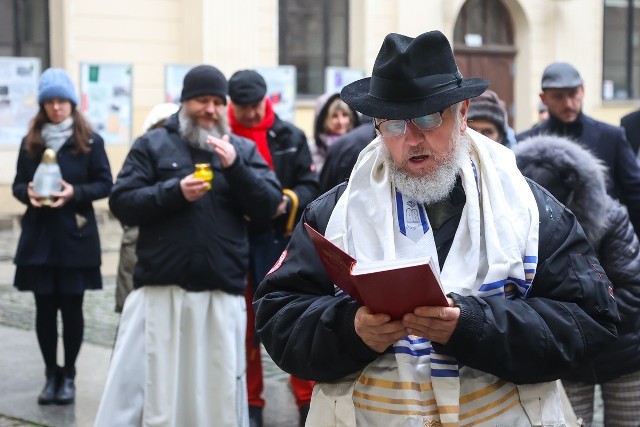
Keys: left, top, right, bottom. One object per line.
{"left": 455, "top": 48, "right": 516, "bottom": 126}
{"left": 453, "top": 0, "right": 516, "bottom": 125}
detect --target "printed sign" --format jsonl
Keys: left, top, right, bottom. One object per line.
{"left": 80, "top": 63, "right": 132, "bottom": 145}
{"left": 324, "top": 66, "right": 365, "bottom": 94}
{"left": 165, "top": 64, "right": 194, "bottom": 104}
{"left": 255, "top": 66, "right": 297, "bottom": 122}
{"left": 0, "top": 57, "right": 41, "bottom": 146}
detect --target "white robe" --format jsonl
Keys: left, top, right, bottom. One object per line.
{"left": 94, "top": 286, "right": 248, "bottom": 427}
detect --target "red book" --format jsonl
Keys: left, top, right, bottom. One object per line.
{"left": 305, "top": 223, "right": 448, "bottom": 320}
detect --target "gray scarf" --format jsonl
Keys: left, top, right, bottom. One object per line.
{"left": 42, "top": 117, "right": 73, "bottom": 153}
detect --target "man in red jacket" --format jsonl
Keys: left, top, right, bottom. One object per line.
{"left": 228, "top": 69, "right": 319, "bottom": 427}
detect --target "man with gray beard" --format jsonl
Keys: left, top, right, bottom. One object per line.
{"left": 253, "top": 31, "right": 619, "bottom": 426}
{"left": 96, "top": 65, "right": 282, "bottom": 427}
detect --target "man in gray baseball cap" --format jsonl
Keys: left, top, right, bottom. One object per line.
{"left": 517, "top": 61, "right": 640, "bottom": 239}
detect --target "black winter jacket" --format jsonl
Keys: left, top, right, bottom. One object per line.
{"left": 514, "top": 135, "right": 640, "bottom": 383}
{"left": 517, "top": 113, "right": 640, "bottom": 236}
{"left": 254, "top": 115, "right": 319, "bottom": 235}
{"left": 109, "top": 113, "right": 282, "bottom": 295}
{"left": 319, "top": 118, "right": 374, "bottom": 193}
{"left": 621, "top": 109, "right": 640, "bottom": 155}
{"left": 254, "top": 180, "right": 619, "bottom": 384}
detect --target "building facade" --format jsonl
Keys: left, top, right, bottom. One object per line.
{"left": 0, "top": 0, "right": 638, "bottom": 214}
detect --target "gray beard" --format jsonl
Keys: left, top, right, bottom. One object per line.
{"left": 381, "top": 128, "right": 472, "bottom": 205}
{"left": 178, "top": 108, "right": 230, "bottom": 152}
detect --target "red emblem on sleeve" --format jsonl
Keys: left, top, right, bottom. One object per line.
{"left": 267, "top": 249, "right": 287, "bottom": 276}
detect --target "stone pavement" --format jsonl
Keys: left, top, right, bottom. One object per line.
{"left": 0, "top": 211, "right": 299, "bottom": 427}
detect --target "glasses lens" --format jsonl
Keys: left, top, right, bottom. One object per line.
{"left": 379, "top": 120, "right": 406, "bottom": 137}
{"left": 412, "top": 112, "right": 442, "bottom": 130}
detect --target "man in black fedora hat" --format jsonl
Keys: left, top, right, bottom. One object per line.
{"left": 254, "top": 31, "right": 618, "bottom": 426}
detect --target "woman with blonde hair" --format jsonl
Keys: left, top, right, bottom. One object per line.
{"left": 312, "top": 93, "right": 359, "bottom": 170}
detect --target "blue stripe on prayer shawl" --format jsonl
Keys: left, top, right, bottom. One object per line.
{"left": 525, "top": 269, "right": 536, "bottom": 275}
{"left": 507, "top": 277, "right": 527, "bottom": 287}
{"left": 418, "top": 204, "right": 429, "bottom": 233}
{"left": 392, "top": 346, "right": 432, "bottom": 357}
{"left": 524, "top": 256, "right": 537, "bottom": 263}
{"left": 471, "top": 159, "right": 481, "bottom": 198}
{"left": 396, "top": 191, "right": 406, "bottom": 236}
{"left": 430, "top": 358, "right": 458, "bottom": 366}
{"left": 400, "top": 336, "right": 430, "bottom": 345}
{"left": 431, "top": 369, "right": 460, "bottom": 378}
{"left": 478, "top": 279, "right": 506, "bottom": 292}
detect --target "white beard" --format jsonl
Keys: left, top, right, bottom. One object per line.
{"left": 178, "top": 108, "right": 229, "bottom": 152}
{"left": 381, "top": 126, "right": 472, "bottom": 205}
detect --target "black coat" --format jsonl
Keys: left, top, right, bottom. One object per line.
{"left": 621, "top": 109, "right": 640, "bottom": 155}
{"left": 514, "top": 135, "right": 640, "bottom": 383}
{"left": 319, "top": 119, "right": 374, "bottom": 193}
{"left": 517, "top": 113, "right": 640, "bottom": 236}
{"left": 109, "top": 113, "right": 282, "bottom": 295}
{"left": 12, "top": 134, "right": 113, "bottom": 269}
{"left": 254, "top": 115, "right": 319, "bottom": 235}
{"left": 254, "top": 180, "right": 619, "bottom": 384}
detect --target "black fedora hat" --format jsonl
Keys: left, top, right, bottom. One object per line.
{"left": 341, "top": 31, "right": 489, "bottom": 119}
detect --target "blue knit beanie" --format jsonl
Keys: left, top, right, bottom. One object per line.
{"left": 38, "top": 68, "right": 79, "bottom": 106}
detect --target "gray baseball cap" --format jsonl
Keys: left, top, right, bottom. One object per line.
{"left": 541, "top": 62, "right": 583, "bottom": 89}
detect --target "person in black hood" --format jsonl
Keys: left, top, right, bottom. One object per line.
{"left": 516, "top": 62, "right": 640, "bottom": 238}
{"left": 514, "top": 134, "right": 640, "bottom": 426}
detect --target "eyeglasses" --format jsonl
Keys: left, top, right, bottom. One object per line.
{"left": 374, "top": 111, "right": 444, "bottom": 138}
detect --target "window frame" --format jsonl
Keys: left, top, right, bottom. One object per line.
{"left": 279, "top": 0, "right": 350, "bottom": 97}
{"left": 602, "top": 0, "right": 639, "bottom": 100}
{"left": 0, "top": 0, "right": 50, "bottom": 68}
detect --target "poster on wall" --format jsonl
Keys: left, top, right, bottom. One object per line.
{"left": 80, "top": 63, "right": 132, "bottom": 145}
{"left": 165, "top": 64, "right": 194, "bottom": 104}
{"left": 325, "top": 66, "right": 365, "bottom": 95}
{"left": 255, "top": 66, "right": 297, "bottom": 122}
{"left": 0, "top": 57, "right": 41, "bottom": 146}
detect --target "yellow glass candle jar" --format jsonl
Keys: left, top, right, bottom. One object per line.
{"left": 194, "top": 163, "right": 213, "bottom": 190}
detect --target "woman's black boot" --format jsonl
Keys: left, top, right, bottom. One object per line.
{"left": 37, "top": 366, "right": 60, "bottom": 405}
{"left": 55, "top": 366, "right": 75, "bottom": 405}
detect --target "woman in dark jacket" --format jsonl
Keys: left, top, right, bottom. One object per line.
{"left": 514, "top": 134, "right": 640, "bottom": 426}
{"left": 12, "top": 68, "right": 113, "bottom": 405}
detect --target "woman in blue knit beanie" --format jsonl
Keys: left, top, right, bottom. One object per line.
{"left": 12, "top": 67, "right": 113, "bottom": 405}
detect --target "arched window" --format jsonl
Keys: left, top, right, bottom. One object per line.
{"left": 454, "top": 0, "right": 514, "bottom": 48}
{"left": 279, "top": 0, "right": 349, "bottom": 95}
{"left": 453, "top": 0, "right": 516, "bottom": 124}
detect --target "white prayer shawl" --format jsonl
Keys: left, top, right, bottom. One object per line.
{"left": 307, "top": 130, "right": 565, "bottom": 426}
